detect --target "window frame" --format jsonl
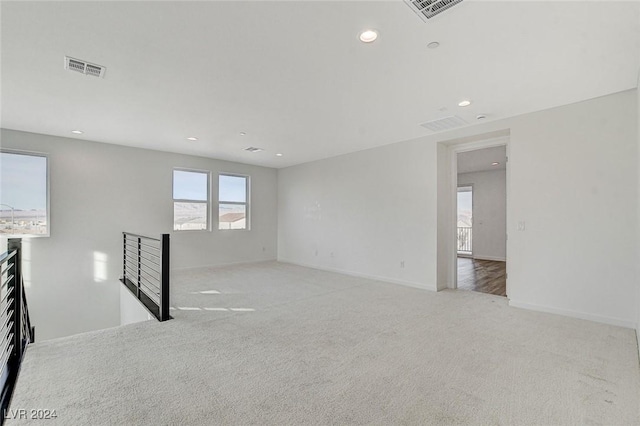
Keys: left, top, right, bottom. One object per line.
{"left": 0, "top": 149, "right": 50, "bottom": 238}
{"left": 172, "top": 167, "right": 211, "bottom": 232}
{"left": 218, "top": 173, "right": 250, "bottom": 231}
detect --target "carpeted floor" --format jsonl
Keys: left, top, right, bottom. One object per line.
{"left": 8, "top": 262, "right": 640, "bottom": 425}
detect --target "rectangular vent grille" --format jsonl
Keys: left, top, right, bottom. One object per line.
{"left": 420, "top": 115, "right": 468, "bottom": 132}
{"left": 64, "top": 56, "right": 106, "bottom": 78}
{"left": 404, "top": 0, "right": 464, "bottom": 21}
{"left": 244, "top": 147, "right": 264, "bottom": 153}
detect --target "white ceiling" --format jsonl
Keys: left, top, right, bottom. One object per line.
{"left": 2, "top": 1, "right": 639, "bottom": 169}
{"left": 457, "top": 145, "right": 506, "bottom": 174}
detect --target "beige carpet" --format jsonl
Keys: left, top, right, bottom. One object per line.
{"left": 8, "top": 262, "right": 640, "bottom": 425}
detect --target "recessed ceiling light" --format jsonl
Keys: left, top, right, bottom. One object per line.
{"left": 458, "top": 100, "right": 472, "bottom": 107}
{"left": 276, "top": 153, "right": 283, "bottom": 157}
{"left": 491, "top": 162, "right": 500, "bottom": 166}
{"left": 71, "top": 130, "right": 83, "bottom": 134}
{"left": 186, "top": 137, "right": 198, "bottom": 141}
{"left": 240, "top": 132, "right": 246, "bottom": 136}
{"left": 359, "top": 30, "right": 378, "bottom": 43}
{"left": 427, "top": 41, "right": 440, "bottom": 49}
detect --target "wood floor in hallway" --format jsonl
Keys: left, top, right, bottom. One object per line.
{"left": 457, "top": 257, "right": 506, "bottom": 296}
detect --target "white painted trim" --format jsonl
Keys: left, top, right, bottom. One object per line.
{"left": 473, "top": 255, "right": 506, "bottom": 262}
{"left": 509, "top": 299, "right": 636, "bottom": 329}
{"left": 451, "top": 135, "right": 509, "bottom": 153}
{"left": 445, "top": 134, "right": 510, "bottom": 291}
{"left": 172, "top": 258, "right": 277, "bottom": 272}
{"left": 278, "top": 258, "right": 437, "bottom": 292}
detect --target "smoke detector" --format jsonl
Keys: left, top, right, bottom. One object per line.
{"left": 404, "top": 0, "right": 465, "bottom": 21}
{"left": 244, "top": 147, "right": 264, "bottom": 153}
{"left": 64, "top": 56, "right": 106, "bottom": 78}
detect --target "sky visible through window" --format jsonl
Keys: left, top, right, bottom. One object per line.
{"left": 1, "top": 153, "right": 47, "bottom": 209}
{"left": 0, "top": 152, "right": 48, "bottom": 235}
{"left": 219, "top": 175, "right": 246, "bottom": 202}
{"left": 173, "top": 171, "right": 246, "bottom": 202}
{"left": 173, "top": 170, "right": 208, "bottom": 230}
{"left": 457, "top": 188, "right": 472, "bottom": 227}
{"left": 172, "top": 171, "right": 248, "bottom": 231}
{"left": 173, "top": 170, "right": 208, "bottom": 200}
{"left": 219, "top": 175, "right": 247, "bottom": 230}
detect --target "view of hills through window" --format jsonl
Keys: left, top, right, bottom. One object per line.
{"left": 173, "top": 170, "right": 209, "bottom": 230}
{"left": 172, "top": 172, "right": 249, "bottom": 231}
{"left": 218, "top": 175, "right": 247, "bottom": 230}
{"left": 0, "top": 152, "right": 48, "bottom": 236}
{"left": 457, "top": 189, "right": 472, "bottom": 227}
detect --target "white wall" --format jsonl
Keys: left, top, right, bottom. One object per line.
{"left": 457, "top": 169, "right": 506, "bottom": 261}
{"left": 504, "top": 91, "right": 636, "bottom": 327}
{"left": 278, "top": 140, "right": 438, "bottom": 290}
{"left": 637, "top": 74, "right": 640, "bottom": 352}
{"left": 120, "top": 286, "right": 152, "bottom": 325}
{"left": 0, "top": 129, "right": 278, "bottom": 340}
{"left": 279, "top": 89, "right": 638, "bottom": 328}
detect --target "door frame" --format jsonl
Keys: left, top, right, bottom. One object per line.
{"left": 447, "top": 136, "right": 509, "bottom": 294}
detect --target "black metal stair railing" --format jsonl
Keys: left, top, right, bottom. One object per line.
{"left": 120, "top": 232, "right": 171, "bottom": 322}
{"left": 0, "top": 239, "right": 35, "bottom": 423}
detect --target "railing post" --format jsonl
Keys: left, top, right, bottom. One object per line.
{"left": 137, "top": 237, "right": 142, "bottom": 299}
{"left": 8, "top": 239, "right": 22, "bottom": 361}
{"left": 160, "top": 234, "right": 170, "bottom": 321}
{"left": 123, "top": 233, "right": 127, "bottom": 281}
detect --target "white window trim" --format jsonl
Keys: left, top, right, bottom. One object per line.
{"left": 218, "top": 172, "right": 250, "bottom": 231}
{"left": 0, "top": 149, "right": 50, "bottom": 238}
{"left": 172, "top": 168, "right": 211, "bottom": 232}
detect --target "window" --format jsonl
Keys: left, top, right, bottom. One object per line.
{"left": 173, "top": 169, "right": 209, "bottom": 231}
{"left": 218, "top": 174, "right": 248, "bottom": 230}
{"left": 0, "top": 151, "right": 49, "bottom": 236}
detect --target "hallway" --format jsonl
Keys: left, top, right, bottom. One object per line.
{"left": 457, "top": 257, "right": 506, "bottom": 296}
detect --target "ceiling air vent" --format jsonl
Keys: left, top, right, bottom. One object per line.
{"left": 404, "top": 0, "right": 464, "bottom": 21}
{"left": 244, "top": 147, "right": 264, "bottom": 153}
{"left": 64, "top": 56, "right": 106, "bottom": 78}
{"left": 420, "top": 115, "right": 468, "bottom": 132}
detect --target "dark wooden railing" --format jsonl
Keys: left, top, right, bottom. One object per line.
{"left": 0, "top": 239, "right": 34, "bottom": 422}
{"left": 120, "top": 233, "right": 171, "bottom": 322}
{"left": 457, "top": 226, "right": 472, "bottom": 253}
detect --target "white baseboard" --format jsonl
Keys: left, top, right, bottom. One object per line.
{"left": 172, "top": 258, "right": 277, "bottom": 272}
{"left": 278, "top": 258, "right": 437, "bottom": 292}
{"left": 473, "top": 255, "right": 506, "bottom": 262}
{"left": 509, "top": 299, "right": 635, "bottom": 329}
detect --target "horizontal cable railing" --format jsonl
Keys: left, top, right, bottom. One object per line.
{"left": 120, "top": 232, "right": 171, "bottom": 322}
{"left": 457, "top": 226, "right": 472, "bottom": 253}
{"left": 0, "top": 239, "right": 35, "bottom": 424}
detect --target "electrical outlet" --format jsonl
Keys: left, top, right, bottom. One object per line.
{"left": 400, "top": 260, "right": 405, "bottom": 268}
{"left": 517, "top": 221, "right": 526, "bottom": 231}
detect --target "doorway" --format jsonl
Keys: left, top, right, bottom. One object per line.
{"left": 457, "top": 185, "right": 473, "bottom": 257}
{"left": 455, "top": 145, "right": 507, "bottom": 297}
